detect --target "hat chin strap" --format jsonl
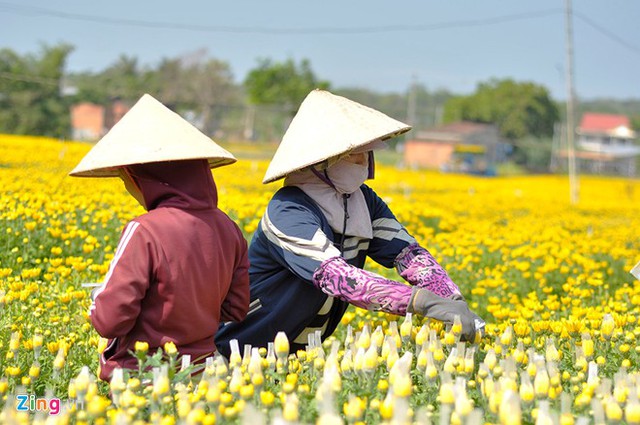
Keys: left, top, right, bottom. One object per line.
{"left": 310, "top": 166, "right": 336, "bottom": 190}
{"left": 367, "top": 151, "right": 375, "bottom": 179}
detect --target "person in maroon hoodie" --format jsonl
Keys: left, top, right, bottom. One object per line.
{"left": 70, "top": 94, "right": 249, "bottom": 381}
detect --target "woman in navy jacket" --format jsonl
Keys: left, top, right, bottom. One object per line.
{"left": 216, "top": 90, "right": 484, "bottom": 356}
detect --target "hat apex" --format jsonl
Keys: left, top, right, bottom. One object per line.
{"left": 70, "top": 94, "right": 236, "bottom": 177}
{"left": 263, "top": 89, "right": 410, "bottom": 184}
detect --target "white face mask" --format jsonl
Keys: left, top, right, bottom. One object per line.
{"left": 326, "top": 159, "right": 369, "bottom": 194}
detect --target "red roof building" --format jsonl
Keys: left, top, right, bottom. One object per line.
{"left": 579, "top": 113, "right": 630, "bottom": 134}
{"left": 574, "top": 112, "right": 639, "bottom": 176}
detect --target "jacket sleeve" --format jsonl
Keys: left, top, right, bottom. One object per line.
{"left": 363, "top": 186, "right": 418, "bottom": 268}
{"left": 90, "top": 221, "right": 153, "bottom": 339}
{"left": 220, "top": 228, "right": 250, "bottom": 322}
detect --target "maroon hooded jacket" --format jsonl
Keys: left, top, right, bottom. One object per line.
{"left": 90, "top": 159, "right": 249, "bottom": 381}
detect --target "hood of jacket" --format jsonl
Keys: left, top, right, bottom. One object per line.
{"left": 128, "top": 159, "right": 218, "bottom": 211}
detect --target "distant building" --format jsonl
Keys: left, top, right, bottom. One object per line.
{"left": 576, "top": 113, "right": 639, "bottom": 176}
{"left": 403, "top": 121, "right": 506, "bottom": 174}
{"left": 70, "top": 99, "right": 131, "bottom": 141}
{"left": 70, "top": 103, "right": 105, "bottom": 141}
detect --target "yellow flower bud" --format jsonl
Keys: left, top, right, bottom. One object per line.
{"left": 54, "top": 348, "right": 66, "bottom": 370}
{"left": 28, "top": 363, "right": 40, "bottom": 379}
{"left": 163, "top": 341, "right": 178, "bottom": 356}
{"left": 282, "top": 395, "right": 299, "bottom": 422}
{"left": 240, "top": 384, "right": 254, "bottom": 399}
{"left": 134, "top": 341, "right": 149, "bottom": 354}
{"left": 400, "top": 313, "right": 412, "bottom": 340}
{"left": 187, "top": 409, "right": 207, "bottom": 424}
{"left": 451, "top": 315, "right": 463, "bottom": 336}
{"left": 440, "top": 382, "right": 455, "bottom": 405}
{"left": 260, "top": 391, "right": 275, "bottom": 406}
{"left": 393, "top": 374, "right": 412, "bottom": 398}
{"left": 444, "top": 331, "right": 456, "bottom": 346}
{"left": 32, "top": 333, "right": 43, "bottom": 350}
{"left": 9, "top": 332, "right": 20, "bottom": 351}
{"left": 153, "top": 375, "right": 170, "bottom": 398}
{"left": 534, "top": 367, "right": 550, "bottom": 399}
{"left": 601, "top": 314, "right": 616, "bottom": 340}
{"left": 379, "top": 394, "right": 394, "bottom": 420}
{"left": 274, "top": 331, "right": 290, "bottom": 360}
{"left": 626, "top": 400, "right": 640, "bottom": 424}
{"left": 605, "top": 399, "right": 623, "bottom": 422}
{"left": 363, "top": 343, "right": 378, "bottom": 372}
{"left": 343, "top": 396, "right": 365, "bottom": 421}
{"left": 582, "top": 334, "right": 594, "bottom": 358}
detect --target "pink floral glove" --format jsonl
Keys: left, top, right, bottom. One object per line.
{"left": 312, "top": 257, "right": 412, "bottom": 315}
{"left": 395, "top": 243, "right": 462, "bottom": 298}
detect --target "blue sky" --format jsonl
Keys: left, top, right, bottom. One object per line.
{"left": 1, "top": 0, "right": 639, "bottom": 100}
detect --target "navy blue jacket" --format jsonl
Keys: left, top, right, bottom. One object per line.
{"left": 215, "top": 184, "right": 416, "bottom": 356}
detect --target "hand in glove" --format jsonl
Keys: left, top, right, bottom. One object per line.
{"left": 407, "top": 287, "right": 485, "bottom": 342}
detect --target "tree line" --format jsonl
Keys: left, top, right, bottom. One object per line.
{"left": 1, "top": 43, "right": 639, "bottom": 153}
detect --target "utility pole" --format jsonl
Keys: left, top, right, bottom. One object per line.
{"left": 565, "top": 0, "right": 579, "bottom": 204}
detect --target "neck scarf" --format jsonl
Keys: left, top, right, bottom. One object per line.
{"left": 284, "top": 160, "right": 373, "bottom": 239}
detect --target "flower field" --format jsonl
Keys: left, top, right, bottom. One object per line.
{"left": 0, "top": 134, "right": 639, "bottom": 424}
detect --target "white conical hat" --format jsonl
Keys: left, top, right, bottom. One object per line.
{"left": 263, "top": 89, "right": 411, "bottom": 184}
{"left": 70, "top": 94, "right": 236, "bottom": 177}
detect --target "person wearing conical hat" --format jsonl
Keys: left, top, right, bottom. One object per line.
{"left": 215, "top": 89, "right": 484, "bottom": 356}
{"left": 70, "top": 94, "right": 250, "bottom": 381}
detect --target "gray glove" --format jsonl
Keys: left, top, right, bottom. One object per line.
{"left": 407, "top": 287, "right": 485, "bottom": 342}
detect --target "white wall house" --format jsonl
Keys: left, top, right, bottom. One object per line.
{"left": 576, "top": 113, "right": 640, "bottom": 176}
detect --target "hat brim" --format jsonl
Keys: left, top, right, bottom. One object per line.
{"left": 262, "top": 129, "right": 408, "bottom": 184}
{"left": 262, "top": 89, "right": 411, "bottom": 184}
{"left": 69, "top": 94, "right": 237, "bottom": 178}
{"left": 69, "top": 157, "right": 237, "bottom": 178}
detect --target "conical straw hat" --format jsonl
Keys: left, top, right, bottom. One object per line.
{"left": 70, "top": 94, "right": 236, "bottom": 177}
{"left": 263, "top": 89, "right": 411, "bottom": 184}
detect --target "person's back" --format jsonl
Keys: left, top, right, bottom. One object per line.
{"left": 69, "top": 94, "right": 249, "bottom": 381}
{"left": 91, "top": 160, "right": 249, "bottom": 379}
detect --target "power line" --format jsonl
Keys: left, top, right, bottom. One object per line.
{"left": 0, "top": 2, "right": 562, "bottom": 35}
{"left": 2, "top": 2, "right": 636, "bottom": 55}
{"left": 3, "top": 2, "right": 637, "bottom": 54}
{"left": 1, "top": 2, "right": 638, "bottom": 91}
{"left": 574, "top": 11, "right": 640, "bottom": 58}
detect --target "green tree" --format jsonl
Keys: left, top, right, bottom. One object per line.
{"left": 0, "top": 44, "right": 73, "bottom": 138}
{"left": 244, "top": 58, "right": 329, "bottom": 114}
{"left": 69, "top": 50, "right": 240, "bottom": 137}
{"left": 443, "top": 78, "right": 559, "bottom": 140}
{"left": 69, "top": 55, "right": 157, "bottom": 105}
{"left": 152, "top": 52, "right": 240, "bottom": 136}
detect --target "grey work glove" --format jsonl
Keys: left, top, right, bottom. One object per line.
{"left": 408, "top": 287, "right": 485, "bottom": 343}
